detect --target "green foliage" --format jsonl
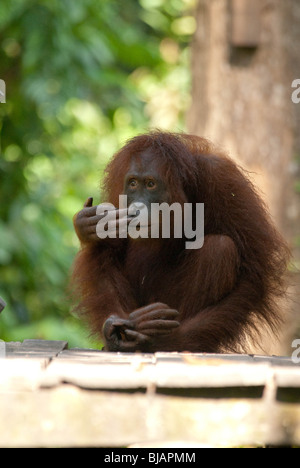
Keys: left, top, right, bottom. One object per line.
{"left": 0, "top": 0, "right": 195, "bottom": 347}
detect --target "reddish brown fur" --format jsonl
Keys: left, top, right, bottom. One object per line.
{"left": 71, "top": 132, "right": 290, "bottom": 352}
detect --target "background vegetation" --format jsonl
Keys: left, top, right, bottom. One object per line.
{"left": 0, "top": 0, "right": 196, "bottom": 347}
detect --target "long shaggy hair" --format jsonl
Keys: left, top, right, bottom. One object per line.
{"left": 71, "top": 131, "right": 290, "bottom": 352}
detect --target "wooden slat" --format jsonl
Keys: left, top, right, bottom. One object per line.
{"left": 57, "top": 349, "right": 155, "bottom": 364}
{"left": 4, "top": 340, "right": 68, "bottom": 359}
{"left": 21, "top": 339, "right": 68, "bottom": 354}
{"left": 0, "top": 387, "right": 299, "bottom": 447}
{"left": 0, "top": 340, "right": 300, "bottom": 447}
{"left": 40, "top": 356, "right": 272, "bottom": 390}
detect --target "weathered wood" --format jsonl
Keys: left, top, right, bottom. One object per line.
{"left": 5, "top": 339, "right": 67, "bottom": 352}
{"left": 41, "top": 356, "right": 300, "bottom": 392}
{"left": 0, "top": 340, "right": 300, "bottom": 447}
{"left": 20, "top": 339, "right": 68, "bottom": 354}
{"left": 3, "top": 340, "right": 68, "bottom": 359}
{"left": 0, "top": 386, "right": 299, "bottom": 448}
{"left": 0, "top": 359, "right": 48, "bottom": 391}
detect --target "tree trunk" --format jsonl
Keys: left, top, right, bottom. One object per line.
{"left": 188, "top": 0, "right": 300, "bottom": 354}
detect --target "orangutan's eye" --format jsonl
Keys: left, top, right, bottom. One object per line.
{"left": 146, "top": 180, "right": 156, "bottom": 190}
{"left": 129, "top": 179, "right": 138, "bottom": 189}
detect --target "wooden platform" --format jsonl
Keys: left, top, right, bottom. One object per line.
{"left": 0, "top": 339, "right": 299, "bottom": 447}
